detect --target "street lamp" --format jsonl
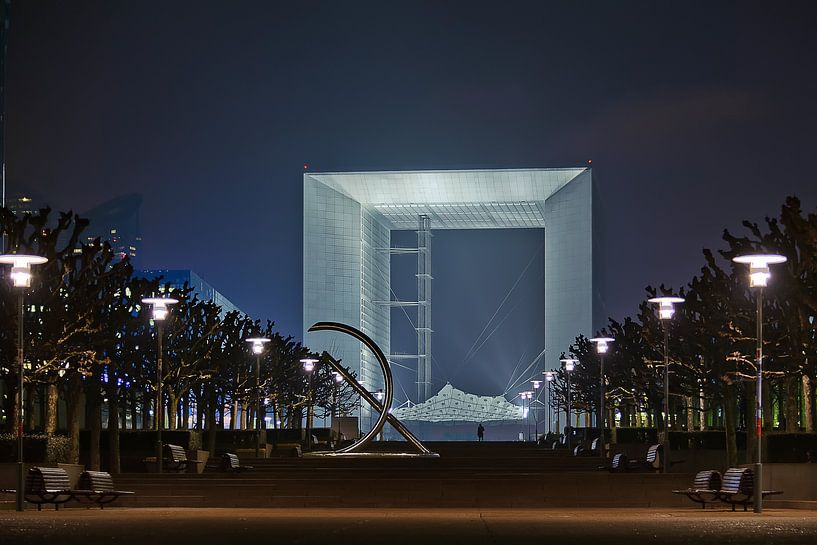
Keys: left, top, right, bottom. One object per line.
{"left": 561, "top": 358, "right": 577, "bottom": 450}
{"left": 525, "top": 391, "right": 534, "bottom": 441}
{"left": 142, "top": 296, "right": 179, "bottom": 473}
{"left": 543, "top": 371, "right": 555, "bottom": 435}
{"left": 300, "top": 358, "right": 318, "bottom": 451}
{"left": 733, "top": 253, "right": 787, "bottom": 513}
{"left": 246, "top": 337, "right": 270, "bottom": 458}
{"left": 374, "top": 389, "right": 385, "bottom": 440}
{"left": 647, "top": 296, "right": 684, "bottom": 474}
{"left": 531, "top": 380, "right": 542, "bottom": 442}
{"left": 589, "top": 337, "right": 614, "bottom": 464}
{"left": 332, "top": 371, "right": 343, "bottom": 417}
{"left": 0, "top": 254, "right": 48, "bottom": 512}
{"left": 518, "top": 391, "right": 533, "bottom": 441}
{"left": 330, "top": 371, "right": 343, "bottom": 442}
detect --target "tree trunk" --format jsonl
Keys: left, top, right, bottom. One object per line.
{"left": 724, "top": 383, "right": 738, "bottom": 468}
{"left": 25, "top": 384, "right": 36, "bottom": 430}
{"left": 686, "top": 396, "right": 694, "bottom": 431}
{"left": 762, "top": 379, "right": 773, "bottom": 431}
{"left": 197, "top": 389, "right": 205, "bottom": 430}
{"left": 206, "top": 385, "right": 217, "bottom": 456}
{"left": 130, "top": 390, "right": 139, "bottom": 430}
{"left": 87, "top": 391, "right": 101, "bottom": 471}
{"left": 699, "top": 389, "right": 707, "bottom": 431}
{"left": 804, "top": 374, "right": 814, "bottom": 433}
{"left": 1, "top": 377, "right": 15, "bottom": 433}
{"left": 108, "top": 397, "right": 120, "bottom": 473}
{"left": 241, "top": 402, "right": 249, "bottom": 430}
{"left": 45, "top": 383, "right": 59, "bottom": 434}
{"left": 181, "top": 394, "right": 189, "bottom": 430}
{"left": 216, "top": 397, "right": 224, "bottom": 429}
{"left": 745, "top": 380, "right": 757, "bottom": 464}
{"left": 64, "top": 376, "right": 83, "bottom": 464}
{"left": 142, "top": 392, "right": 152, "bottom": 430}
{"left": 785, "top": 375, "right": 800, "bottom": 432}
{"left": 230, "top": 400, "right": 238, "bottom": 430}
{"left": 167, "top": 391, "right": 179, "bottom": 430}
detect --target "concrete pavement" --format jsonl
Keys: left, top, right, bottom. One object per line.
{"left": 2, "top": 507, "right": 817, "bottom": 545}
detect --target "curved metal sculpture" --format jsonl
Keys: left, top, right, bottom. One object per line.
{"left": 308, "top": 321, "right": 433, "bottom": 455}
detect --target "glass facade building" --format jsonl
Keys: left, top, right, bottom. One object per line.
{"left": 303, "top": 168, "right": 596, "bottom": 421}
{"left": 138, "top": 269, "right": 243, "bottom": 317}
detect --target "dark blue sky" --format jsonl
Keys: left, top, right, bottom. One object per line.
{"left": 7, "top": 1, "right": 817, "bottom": 398}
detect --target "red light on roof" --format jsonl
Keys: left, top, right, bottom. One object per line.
{"left": 303, "top": 164, "right": 309, "bottom": 170}
{"left": 587, "top": 159, "right": 593, "bottom": 164}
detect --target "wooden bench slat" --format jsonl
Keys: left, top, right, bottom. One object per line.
{"left": 75, "top": 471, "right": 135, "bottom": 509}
{"left": 671, "top": 470, "right": 722, "bottom": 509}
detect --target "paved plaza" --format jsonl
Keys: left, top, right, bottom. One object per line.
{"left": 2, "top": 508, "right": 817, "bottom": 545}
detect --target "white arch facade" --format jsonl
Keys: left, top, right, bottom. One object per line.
{"left": 303, "top": 168, "right": 595, "bottom": 414}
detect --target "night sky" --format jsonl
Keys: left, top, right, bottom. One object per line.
{"left": 7, "top": 2, "right": 817, "bottom": 401}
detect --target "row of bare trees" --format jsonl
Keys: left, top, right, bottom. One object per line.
{"left": 0, "top": 207, "right": 356, "bottom": 467}
{"left": 553, "top": 196, "right": 817, "bottom": 464}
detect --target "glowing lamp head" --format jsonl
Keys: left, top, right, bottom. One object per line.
{"left": 246, "top": 337, "right": 271, "bottom": 355}
{"left": 733, "top": 254, "right": 787, "bottom": 288}
{"left": 531, "top": 380, "right": 541, "bottom": 389}
{"left": 374, "top": 389, "right": 385, "bottom": 401}
{"left": 0, "top": 255, "right": 48, "bottom": 288}
{"left": 543, "top": 371, "right": 554, "bottom": 382}
{"left": 10, "top": 266, "right": 31, "bottom": 287}
{"left": 300, "top": 358, "right": 318, "bottom": 372}
{"left": 749, "top": 264, "right": 770, "bottom": 287}
{"left": 590, "top": 337, "right": 615, "bottom": 354}
{"left": 333, "top": 371, "right": 343, "bottom": 383}
{"left": 141, "top": 297, "right": 179, "bottom": 321}
{"left": 561, "top": 358, "right": 577, "bottom": 371}
{"left": 647, "top": 297, "right": 685, "bottom": 320}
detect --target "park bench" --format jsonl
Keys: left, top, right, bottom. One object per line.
{"left": 0, "top": 467, "right": 75, "bottom": 510}
{"left": 671, "top": 470, "right": 722, "bottom": 508}
{"left": 717, "top": 467, "right": 782, "bottom": 511}
{"left": 643, "top": 444, "right": 663, "bottom": 472}
{"left": 74, "top": 471, "right": 134, "bottom": 509}
{"left": 590, "top": 437, "right": 605, "bottom": 456}
{"left": 164, "top": 444, "right": 204, "bottom": 473}
{"left": 219, "top": 453, "right": 253, "bottom": 473}
{"left": 609, "top": 453, "right": 632, "bottom": 472}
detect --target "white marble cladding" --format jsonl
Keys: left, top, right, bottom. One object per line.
{"left": 304, "top": 168, "right": 593, "bottom": 403}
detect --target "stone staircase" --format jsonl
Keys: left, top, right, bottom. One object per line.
{"left": 108, "top": 442, "right": 691, "bottom": 508}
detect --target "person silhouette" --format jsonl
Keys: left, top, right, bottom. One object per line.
{"left": 477, "top": 423, "right": 485, "bottom": 442}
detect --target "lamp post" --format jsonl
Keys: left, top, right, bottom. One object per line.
{"left": 141, "top": 296, "right": 178, "bottom": 473}
{"left": 332, "top": 371, "right": 343, "bottom": 418}
{"left": 543, "top": 371, "right": 555, "bottom": 435}
{"left": 589, "top": 337, "right": 614, "bottom": 464}
{"left": 300, "top": 358, "right": 318, "bottom": 451}
{"left": 331, "top": 371, "right": 343, "bottom": 441}
{"left": 531, "top": 380, "right": 542, "bottom": 442}
{"left": 647, "top": 296, "right": 684, "bottom": 474}
{"left": 523, "top": 391, "right": 534, "bottom": 441}
{"left": 246, "top": 337, "right": 270, "bottom": 458}
{"left": 518, "top": 391, "right": 529, "bottom": 441}
{"left": 0, "top": 254, "right": 48, "bottom": 512}
{"left": 561, "top": 359, "right": 577, "bottom": 450}
{"left": 733, "top": 253, "right": 787, "bottom": 513}
{"left": 374, "top": 389, "right": 385, "bottom": 441}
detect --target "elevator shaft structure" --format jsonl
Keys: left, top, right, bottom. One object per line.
{"left": 416, "top": 215, "right": 432, "bottom": 403}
